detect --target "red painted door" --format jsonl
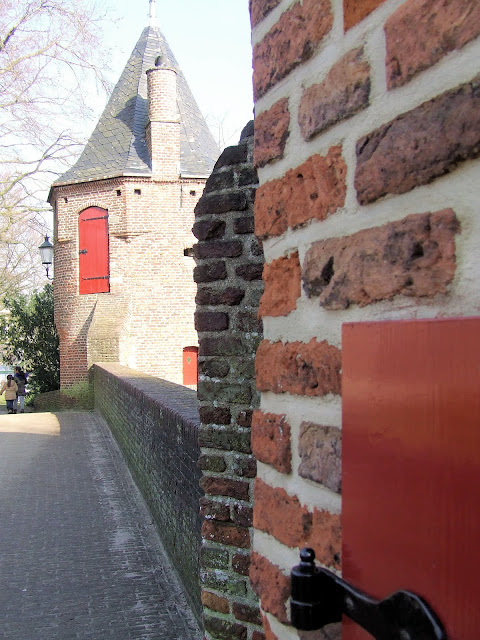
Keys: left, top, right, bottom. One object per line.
{"left": 183, "top": 347, "right": 198, "bottom": 385}
{"left": 78, "top": 207, "right": 110, "bottom": 294}
{"left": 342, "top": 318, "right": 480, "bottom": 640}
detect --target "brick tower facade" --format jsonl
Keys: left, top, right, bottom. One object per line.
{"left": 48, "top": 6, "right": 219, "bottom": 388}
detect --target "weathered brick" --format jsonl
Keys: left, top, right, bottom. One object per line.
{"left": 233, "top": 504, "right": 253, "bottom": 527}
{"left": 234, "top": 216, "right": 255, "bottom": 235}
{"left": 236, "top": 311, "right": 262, "bottom": 334}
{"left": 199, "top": 336, "right": 243, "bottom": 356}
{"left": 237, "top": 410, "right": 253, "bottom": 428}
{"left": 255, "top": 147, "right": 347, "bottom": 239}
{"left": 202, "top": 570, "right": 248, "bottom": 596}
{"left": 194, "top": 262, "right": 227, "bottom": 283}
{"left": 308, "top": 508, "right": 341, "bottom": 569}
{"left": 195, "top": 241, "right": 243, "bottom": 259}
{"left": 255, "top": 338, "right": 342, "bottom": 397}
{"left": 302, "top": 210, "right": 460, "bottom": 309}
{"left": 236, "top": 263, "right": 264, "bottom": 281}
{"left": 202, "top": 521, "right": 251, "bottom": 548}
{"left": 238, "top": 168, "right": 259, "bottom": 187}
{"left": 198, "top": 381, "right": 252, "bottom": 404}
{"left": 250, "top": 553, "right": 290, "bottom": 624}
{"left": 233, "top": 602, "right": 262, "bottom": 625}
{"left": 251, "top": 411, "right": 292, "bottom": 474}
{"left": 250, "top": 0, "right": 282, "bottom": 27}
{"left": 196, "top": 287, "right": 245, "bottom": 306}
{"left": 200, "top": 476, "right": 250, "bottom": 500}
{"left": 192, "top": 219, "right": 226, "bottom": 241}
{"left": 195, "top": 192, "right": 248, "bottom": 217}
{"left": 355, "top": 77, "right": 480, "bottom": 204}
{"left": 254, "top": 98, "right": 290, "bottom": 168}
{"left": 258, "top": 253, "right": 301, "bottom": 318}
{"left": 214, "top": 143, "right": 249, "bottom": 169}
{"left": 204, "top": 616, "right": 247, "bottom": 640}
{"left": 231, "top": 455, "right": 257, "bottom": 479}
{"left": 254, "top": 479, "right": 310, "bottom": 547}
{"left": 298, "top": 423, "right": 341, "bottom": 493}
{"left": 199, "top": 406, "right": 231, "bottom": 425}
{"left": 200, "top": 497, "right": 231, "bottom": 521}
{"left": 195, "top": 311, "right": 229, "bottom": 332}
{"left": 204, "top": 169, "right": 235, "bottom": 193}
{"left": 199, "top": 426, "right": 252, "bottom": 454}
{"left": 385, "top": 0, "right": 480, "bottom": 90}
{"left": 198, "top": 454, "right": 228, "bottom": 473}
{"left": 232, "top": 552, "right": 250, "bottom": 576}
{"left": 299, "top": 48, "right": 370, "bottom": 140}
{"left": 199, "top": 359, "right": 230, "bottom": 378}
{"left": 253, "top": 0, "right": 333, "bottom": 100}
{"left": 202, "top": 591, "right": 230, "bottom": 614}
{"left": 201, "top": 545, "right": 230, "bottom": 570}
{"left": 344, "top": 0, "right": 387, "bottom": 30}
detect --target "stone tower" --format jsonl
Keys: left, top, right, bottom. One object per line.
{"left": 48, "top": 2, "right": 219, "bottom": 388}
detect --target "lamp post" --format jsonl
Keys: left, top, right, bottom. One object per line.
{"left": 38, "top": 234, "right": 54, "bottom": 280}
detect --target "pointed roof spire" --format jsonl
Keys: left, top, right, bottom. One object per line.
{"left": 51, "top": 23, "right": 219, "bottom": 187}
{"left": 149, "top": 0, "right": 157, "bottom": 27}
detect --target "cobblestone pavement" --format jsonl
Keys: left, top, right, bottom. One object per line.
{"left": 0, "top": 411, "right": 202, "bottom": 640}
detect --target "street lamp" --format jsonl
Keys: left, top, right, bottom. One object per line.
{"left": 38, "top": 234, "right": 54, "bottom": 280}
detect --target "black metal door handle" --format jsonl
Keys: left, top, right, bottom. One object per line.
{"left": 79, "top": 249, "right": 87, "bottom": 254}
{"left": 291, "top": 548, "right": 447, "bottom": 640}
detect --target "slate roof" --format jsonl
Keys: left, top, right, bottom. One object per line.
{"left": 53, "top": 25, "right": 219, "bottom": 186}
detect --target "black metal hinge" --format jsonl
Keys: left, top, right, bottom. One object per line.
{"left": 81, "top": 276, "right": 109, "bottom": 281}
{"left": 291, "top": 548, "right": 447, "bottom": 640}
{"left": 81, "top": 215, "right": 109, "bottom": 221}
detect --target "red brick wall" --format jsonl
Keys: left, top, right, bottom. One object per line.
{"left": 250, "top": 0, "right": 480, "bottom": 637}
{"left": 52, "top": 174, "right": 203, "bottom": 387}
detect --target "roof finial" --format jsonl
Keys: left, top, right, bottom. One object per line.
{"left": 149, "top": 0, "right": 157, "bottom": 26}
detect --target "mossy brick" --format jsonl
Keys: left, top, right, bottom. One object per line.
{"left": 204, "top": 169, "right": 235, "bottom": 193}
{"left": 231, "top": 454, "right": 257, "bottom": 478}
{"left": 198, "top": 382, "right": 252, "bottom": 404}
{"left": 201, "top": 570, "right": 248, "bottom": 596}
{"left": 198, "top": 454, "right": 228, "bottom": 473}
{"left": 199, "top": 359, "right": 230, "bottom": 378}
{"left": 199, "top": 336, "right": 243, "bottom": 356}
{"left": 232, "top": 552, "right": 250, "bottom": 576}
{"left": 201, "top": 546, "right": 230, "bottom": 570}
{"left": 199, "top": 426, "right": 252, "bottom": 454}
{"left": 204, "top": 616, "right": 247, "bottom": 640}
{"left": 199, "top": 406, "right": 232, "bottom": 425}
{"left": 229, "top": 358, "right": 256, "bottom": 380}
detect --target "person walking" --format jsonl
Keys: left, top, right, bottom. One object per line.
{"left": 13, "top": 366, "right": 27, "bottom": 413}
{"left": 1, "top": 375, "right": 18, "bottom": 414}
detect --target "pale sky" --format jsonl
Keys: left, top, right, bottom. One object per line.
{"left": 98, "top": 0, "right": 254, "bottom": 149}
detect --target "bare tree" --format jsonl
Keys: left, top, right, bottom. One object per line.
{"left": 0, "top": 0, "right": 112, "bottom": 295}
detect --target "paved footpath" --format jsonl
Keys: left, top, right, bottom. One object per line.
{"left": 0, "top": 411, "right": 202, "bottom": 640}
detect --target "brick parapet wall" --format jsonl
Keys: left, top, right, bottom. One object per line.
{"left": 93, "top": 363, "right": 203, "bottom": 622}
{"left": 250, "top": 0, "right": 480, "bottom": 638}
{"left": 194, "top": 122, "right": 265, "bottom": 640}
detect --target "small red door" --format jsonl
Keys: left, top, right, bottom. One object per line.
{"left": 342, "top": 318, "right": 480, "bottom": 640}
{"left": 79, "top": 207, "right": 110, "bottom": 294}
{"left": 183, "top": 347, "right": 198, "bottom": 385}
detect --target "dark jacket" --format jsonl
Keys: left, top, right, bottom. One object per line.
{"left": 14, "top": 372, "right": 27, "bottom": 396}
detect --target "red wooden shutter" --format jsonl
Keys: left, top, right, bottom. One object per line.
{"left": 78, "top": 207, "right": 110, "bottom": 294}
{"left": 342, "top": 318, "right": 480, "bottom": 640}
